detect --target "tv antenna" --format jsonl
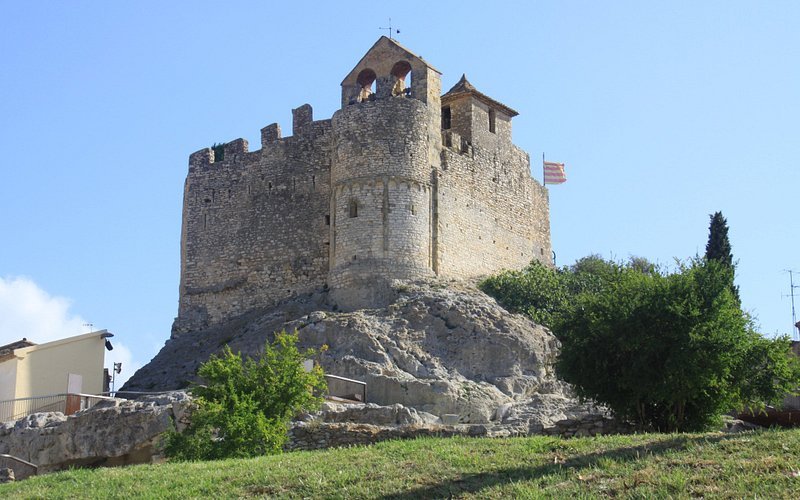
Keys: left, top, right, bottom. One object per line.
{"left": 783, "top": 270, "right": 799, "bottom": 340}
{"left": 379, "top": 18, "right": 400, "bottom": 40}
{"left": 83, "top": 322, "right": 93, "bottom": 333}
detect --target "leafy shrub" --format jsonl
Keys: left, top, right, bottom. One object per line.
{"left": 483, "top": 256, "right": 800, "bottom": 432}
{"left": 165, "top": 330, "right": 327, "bottom": 460}
{"left": 479, "top": 260, "right": 568, "bottom": 327}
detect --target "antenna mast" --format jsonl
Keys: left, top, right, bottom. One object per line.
{"left": 785, "top": 270, "right": 799, "bottom": 340}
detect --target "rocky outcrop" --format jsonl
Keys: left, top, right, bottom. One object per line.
{"left": 0, "top": 393, "right": 633, "bottom": 475}
{"left": 291, "top": 281, "right": 568, "bottom": 424}
{"left": 123, "top": 280, "right": 575, "bottom": 426}
{"left": 0, "top": 392, "right": 191, "bottom": 473}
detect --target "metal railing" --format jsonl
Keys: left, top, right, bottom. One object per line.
{"left": 325, "top": 374, "right": 367, "bottom": 403}
{"left": 0, "top": 393, "right": 117, "bottom": 424}
{"left": 0, "top": 454, "right": 37, "bottom": 480}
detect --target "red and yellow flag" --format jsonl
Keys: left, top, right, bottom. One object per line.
{"left": 543, "top": 161, "right": 567, "bottom": 185}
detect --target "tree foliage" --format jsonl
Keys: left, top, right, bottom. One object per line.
{"left": 705, "top": 210, "right": 739, "bottom": 302}
{"left": 705, "top": 211, "right": 733, "bottom": 268}
{"left": 482, "top": 256, "right": 800, "bottom": 432}
{"left": 479, "top": 255, "right": 639, "bottom": 330}
{"left": 164, "top": 330, "right": 327, "bottom": 461}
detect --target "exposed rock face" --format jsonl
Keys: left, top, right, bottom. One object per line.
{"left": 123, "top": 281, "right": 573, "bottom": 425}
{"left": 0, "top": 392, "right": 191, "bottom": 473}
{"left": 293, "top": 282, "right": 568, "bottom": 423}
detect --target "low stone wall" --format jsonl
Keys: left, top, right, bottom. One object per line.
{"left": 285, "top": 402, "right": 634, "bottom": 451}
{"left": 542, "top": 413, "right": 635, "bottom": 438}
{"left": 286, "top": 422, "right": 472, "bottom": 451}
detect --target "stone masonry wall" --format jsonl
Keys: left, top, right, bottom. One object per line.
{"left": 328, "top": 97, "right": 436, "bottom": 308}
{"left": 174, "top": 111, "right": 332, "bottom": 334}
{"left": 436, "top": 137, "right": 551, "bottom": 279}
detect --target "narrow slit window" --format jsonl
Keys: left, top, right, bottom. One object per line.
{"left": 349, "top": 200, "right": 358, "bottom": 218}
{"left": 488, "top": 108, "right": 496, "bottom": 133}
{"left": 442, "top": 106, "right": 451, "bottom": 130}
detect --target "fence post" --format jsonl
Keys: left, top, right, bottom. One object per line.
{"left": 65, "top": 394, "right": 81, "bottom": 415}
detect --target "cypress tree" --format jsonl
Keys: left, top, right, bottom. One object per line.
{"left": 705, "top": 211, "right": 733, "bottom": 267}
{"left": 705, "top": 211, "right": 738, "bottom": 301}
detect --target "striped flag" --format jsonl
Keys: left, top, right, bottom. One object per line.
{"left": 543, "top": 160, "right": 567, "bottom": 185}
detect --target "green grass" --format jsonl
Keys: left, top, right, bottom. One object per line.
{"left": 3, "top": 429, "right": 800, "bottom": 498}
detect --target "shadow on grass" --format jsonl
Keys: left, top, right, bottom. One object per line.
{"left": 380, "top": 433, "right": 742, "bottom": 499}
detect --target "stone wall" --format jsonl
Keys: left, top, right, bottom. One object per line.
{"left": 286, "top": 402, "right": 633, "bottom": 452}
{"left": 437, "top": 139, "right": 551, "bottom": 278}
{"left": 175, "top": 109, "right": 333, "bottom": 334}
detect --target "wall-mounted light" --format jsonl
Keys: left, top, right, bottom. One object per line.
{"left": 100, "top": 331, "right": 114, "bottom": 351}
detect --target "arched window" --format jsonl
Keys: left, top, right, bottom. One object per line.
{"left": 348, "top": 199, "right": 358, "bottom": 218}
{"left": 390, "top": 61, "right": 412, "bottom": 97}
{"left": 356, "top": 69, "right": 376, "bottom": 103}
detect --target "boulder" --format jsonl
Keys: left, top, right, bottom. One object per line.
{"left": 0, "top": 392, "right": 189, "bottom": 473}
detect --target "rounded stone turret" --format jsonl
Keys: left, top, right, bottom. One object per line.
{"left": 328, "top": 97, "right": 435, "bottom": 309}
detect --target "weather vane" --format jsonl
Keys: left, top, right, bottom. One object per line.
{"left": 379, "top": 18, "right": 400, "bottom": 40}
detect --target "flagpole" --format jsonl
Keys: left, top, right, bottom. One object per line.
{"left": 542, "top": 152, "right": 546, "bottom": 185}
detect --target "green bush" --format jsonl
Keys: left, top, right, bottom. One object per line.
{"left": 478, "top": 255, "right": 628, "bottom": 329}
{"left": 482, "top": 255, "right": 800, "bottom": 432}
{"left": 479, "top": 260, "right": 568, "bottom": 327}
{"left": 165, "top": 330, "right": 327, "bottom": 460}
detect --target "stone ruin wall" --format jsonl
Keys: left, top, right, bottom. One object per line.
{"left": 174, "top": 106, "right": 332, "bottom": 335}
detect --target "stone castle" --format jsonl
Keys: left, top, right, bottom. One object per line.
{"left": 173, "top": 37, "right": 552, "bottom": 335}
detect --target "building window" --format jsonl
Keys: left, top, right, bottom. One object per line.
{"left": 390, "top": 61, "right": 412, "bottom": 97}
{"left": 442, "top": 106, "right": 451, "bottom": 130}
{"left": 325, "top": 214, "right": 330, "bottom": 225}
{"left": 356, "top": 69, "right": 376, "bottom": 103}
{"left": 349, "top": 200, "right": 358, "bottom": 218}
{"left": 488, "top": 108, "right": 496, "bottom": 133}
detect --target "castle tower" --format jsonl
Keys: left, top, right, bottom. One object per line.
{"left": 328, "top": 37, "right": 443, "bottom": 309}
{"left": 441, "top": 74, "right": 519, "bottom": 147}
{"left": 172, "top": 37, "right": 552, "bottom": 333}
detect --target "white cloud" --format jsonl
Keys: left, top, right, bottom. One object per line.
{"left": 0, "top": 276, "right": 142, "bottom": 392}
{"left": 0, "top": 276, "right": 88, "bottom": 345}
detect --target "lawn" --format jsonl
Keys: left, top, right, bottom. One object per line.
{"left": 3, "top": 429, "right": 799, "bottom": 498}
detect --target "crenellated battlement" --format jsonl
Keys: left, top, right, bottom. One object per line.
{"left": 188, "top": 104, "right": 333, "bottom": 174}
{"left": 174, "top": 37, "right": 552, "bottom": 335}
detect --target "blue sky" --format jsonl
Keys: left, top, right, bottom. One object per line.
{"left": 2, "top": 1, "right": 798, "bottom": 385}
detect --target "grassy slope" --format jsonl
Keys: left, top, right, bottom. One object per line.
{"left": 3, "top": 429, "right": 800, "bottom": 499}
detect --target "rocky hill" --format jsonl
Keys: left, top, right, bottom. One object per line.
{"left": 122, "top": 280, "right": 587, "bottom": 426}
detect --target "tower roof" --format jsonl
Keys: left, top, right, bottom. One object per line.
{"left": 442, "top": 74, "right": 519, "bottom": 117}
{"left": 341, "top": 36, "right": 441, "bottom": 85}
